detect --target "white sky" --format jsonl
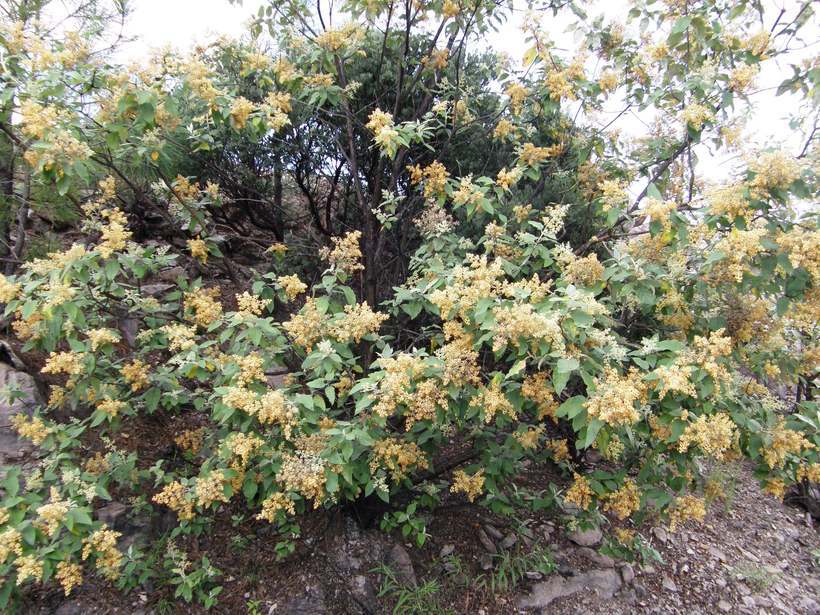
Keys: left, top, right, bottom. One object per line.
{"left": 120, "top": 0, "right": 818, "bottom": 184}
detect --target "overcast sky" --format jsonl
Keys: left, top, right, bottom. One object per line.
{"left": 119, "top": 0, "right": 818, "bottom": 184}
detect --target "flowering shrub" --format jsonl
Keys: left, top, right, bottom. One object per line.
{"left": 0, "top": 0, "right": 818, "bottom": 608}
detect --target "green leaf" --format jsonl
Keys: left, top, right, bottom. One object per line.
{"left": 556, "top": 395, "right": 586, "bottom": 419}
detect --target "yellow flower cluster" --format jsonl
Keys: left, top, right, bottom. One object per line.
{"left": 256, "top": 492, "right": 296, "bottom": 522}
{"left": 82, "top": 527, "right": 123, "bottom": 580}
{"left": 564, "top": 472, "right": 594, "bottom": 510}
{"left": 187, "top": 238, "right": 208, "bottom": 264}
{"left": 522, "top": 372, "right": 559, "bottom": 421}
{"left": 603, "top": 479, "right": 640, "bottom": 520}
{"left": 667, "top": 495, "right": 706, "bottom": 531}
{"left": 0, "top": 274, "right": 21, "bottom": 303}
{"left": 175, "top": 427, "right": 206, "bottom": 455}
{"left": 225, "top": 432, "right": 264, "bottom": 467}
{"left": 194, "top": 470, "right": 229, "bottom": 508}
{"left": 184, "top": 287, "right": 223, "bottom": 328}
{"left": 708, "top": 183, "right": 748, "bottom": 219}
{"left": 87, "top": 328, "right": 120, "bottom": 351}
{"left": 545, "top": 69, "right": 576, "bottom": 101}
{"left": 153, "top": 481, "right": 194, "bottom": 521}
{"left": 230, "top": 97, "right": 255, "bottom": 129}
{"left": 84, "top": 452, "right": 111, "bottom": 475}
{"left": 56, "top": 561, "right": 83, "bottom": 596}
{"left": 321, "top": 230, "right": 364, "bottom": 275}
{"left": 748, "top": 151, "right": 800, "bottom": 197}
{"left": 492, "top": 303, "right": 564, "bottom": 353}
{"left": 564, "top": 253, "right": 605, "bottom": 287}
{"left": 450, "top": 469, "right": 485, "bottom": 502}
{"left": 762, "top": 478, "right": 786, "bottom": 500}
{"left": 279, "top": 451, "right": 327, "bottom": 508}
{"left": 403, "top": 378, "right": 448, "bottom": 429}
{"left": 276, "top": 274, "right": 307, "bottom": 301}
{"left": 505, "top": 83, "right": 529, "bottom": 115}
{"left": 762, "top": 419, "right": 814, "bottom": 469}
{"left": 599, "top": 179, "right": 628, "bottom": 212}
{"left": 644, "top": 197, "right": 677, "bottom": 230}
{"left": 262, "top": 91, "right": 292, "bottom": 131}
{"left": 429, "top": 254, "right": 504, "bottom": 319}
{"left": 236, "top": 291, "right": 271, "bottom": 317}
{"left": 15, "top": 555, "right": 43, "bottom": 586}
{"left": 283, "top": 297, "right": 326, "bottom": 349}
{"left": 546, "top": 438, "right": 570, "bottom": 462}
{"left": 0, "top": 528, "right": 22, "bottom": 564}
{"left": 42, "top": 351, "right": 84, "bottom": 376}
{"left": 96, "top": 398, "right": 126, "bottom": 418}
{"left": 677, "top": 413, "right": 736, "bottom": 460}
{"left": 729, "top": 64, "right": 758, "bottom": 92}
{"left": 98, "top": 208, "right": 132, "bottom": 258}
{"left": 371, "top": 353, "right": 426, "bottom": 418}
{"left": 494, "top": 118, "right": 515, "bottom": 140}
{"left": 652, "top": 363, "right": 695, "bottom": 398}
{"left": 371, "top": 438, "right": 429, "bottom": 481}
{"left": 519, "top": 142, "right": 562, "bottom": 167}
{"left": 743, "top": 31, "right": 770, "bottom": 56}
{"left": 233, "top": 353, "right": 265, "bottom": 387}
{"left": 441, "top": 0, "right": 461, "bottom": 18}
{"left": 35, "top": 487, "right": 70, "bottom": 536}
{"left": 11, "top": 414, "right": 50, "bottom": 445}
{"left": 514, "top": 425, "right": 544, "bottom": 450}
{"left": 711, "top": 226, "right": 766, "bottom": 283}
{"left": 777, "top": 228, "right": 819, "bottom": 283}
{"left": 680, "top": 103, "right": 713, "bottom": 130}
{"left": 470, "top": 381, "right": 516, "bottom": 424}
{"left": 120, "top": 359, "right": 150, "bottom": 391}
{"left": 331, "top": 302, "right": 388, "bottom": 344}
{"left": 162, "top": 323, "right": 197, "bottom": 352}
{"left": 584, "top": 366, "right": 646, "bottom": 427}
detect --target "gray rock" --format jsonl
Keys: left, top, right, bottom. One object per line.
{"left": 483, "top": 523, "right": 503, "bottom": 540}
{"left": 518, "top": 569, "right": 622, "bottom": 609}
{"left": 500, "top": 533, "right": 517, "bottom": 550}
{"left": 349, "top": 575, "right": 377, "bottom": 613}
{"left": 97, "top": 501, "right": 129, "bottom": 530}
{"left": 568, "top": 527, "right": 602, "bottom": 547}
{"left": 717, "top": 600, "right": 732, "bottom": 613}
{"left": 439, "top": 544, "right": 455, "bottom": 558}
{"left": 480, "top": 553, "right": 493, "bottom": 571}
{"left": 652, "top": 527, "right": 669, "bottom": 543}
{"left": 54, "top": 601, "right": 86, "bottom": 615}
{"left": 279, "top": 585, "right": 327, "bottom": 614}
{"left": 577, "top": 547, "right": 614, "bottom": 568}
{"left": 140, "top": 283, "right": 174, "bottom": 297}
{"left": 619, "top": 563, "right": 635, "bottom": 585}
{"left": 385, "top": 544, "right": 416, "bottom": 586}
{"left": 478, "top": 528, "right": 497, "bottom": 554}
{"left": 525, "top": 571, "right": 543, "bottom": 580}
{"left": 662, "top": 575, "right": 678, "bottom": 592}
{"left": 0, "top": 362, "right": 42, "bottom": 463}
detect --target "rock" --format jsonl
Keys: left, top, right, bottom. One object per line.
{"left": 439, "top": 544, "right": 455, "bottom": 558}
{"left": 717, "top": 600, "right": 732, "bottom": 613}
{"left": 652, "top": 527, "right": 669, "bottom": 543}
{"left": 708, "top": 546, "right": 727, "bottom": 562}
{"left": 385, "top": 544, "right": 416, "bottom": 586}
{"left": 633, "top": 582, "right": 647, "bottom": 598}
{"left": 500, "top": 533, "right": 517, "bottom": 550}
{"left": 54, "top": 601, "right": 86, "bottom": 615}
{"left": 140, "top": 283, "right": 174, "bottom": 297}
{"left": 478, "top": 528, "right": 497, "bottom": 554}
{"left": 619, "top": 563, "right": 635, "bottom": 585}
{"left": 479, "top": 553, "right": 493, "bottom": 571}
{"left": 568, "top": 527, "right": 602, "bottom": 547}
{"left": 279, "top": 585, "right": 327, "bottom": 614}
{"left": 798, "top": 597, "right": 820, "bottom": 613}
{"left": 741, "top": 596, "right": 756, "bottom": 609}
{"left": 349, "top": 575, "right": 377, "bottom": 613}
{"left": 518, "top": 569, "right": 622, "bottom": 609}
{"left": 0, "top": 362, "right": 42, "bottom": 463}
{"left": 483, "top": 524, "right": 503, "bottom": 540}
{"left": 577, "top": 547, "right": 614, "bottom": 568}
{"left": 156, "top": 266, "right": 186, "bottom": 282}
{"left": 97, "top": 501, "right": 129, "bottom": 530}
{"left": 525, "top": 571, "right": 543, "bottom": 580}
{"left": 586, "top": 450, "right": 603, "bottom": 464}
{"left": 661, "top": 576, "right": 678, "bottom": 592}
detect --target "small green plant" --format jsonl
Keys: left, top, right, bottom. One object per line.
{"left": 246, "top": 598, "right": 263, "bottom": 615}
{"left": 374, "top": 563, "right": 454, "bottom": 615}
{"left": 163, "top": 543, "right": 223, "bottom": 609}
{"left": 477, "top": 546, "right": 555, "bottom": 594}
{"left": 731, "top": 562, "right": 778, "bottom": 592}
{"left": 380, "top": 501, "right": 431, "bottom": 547}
